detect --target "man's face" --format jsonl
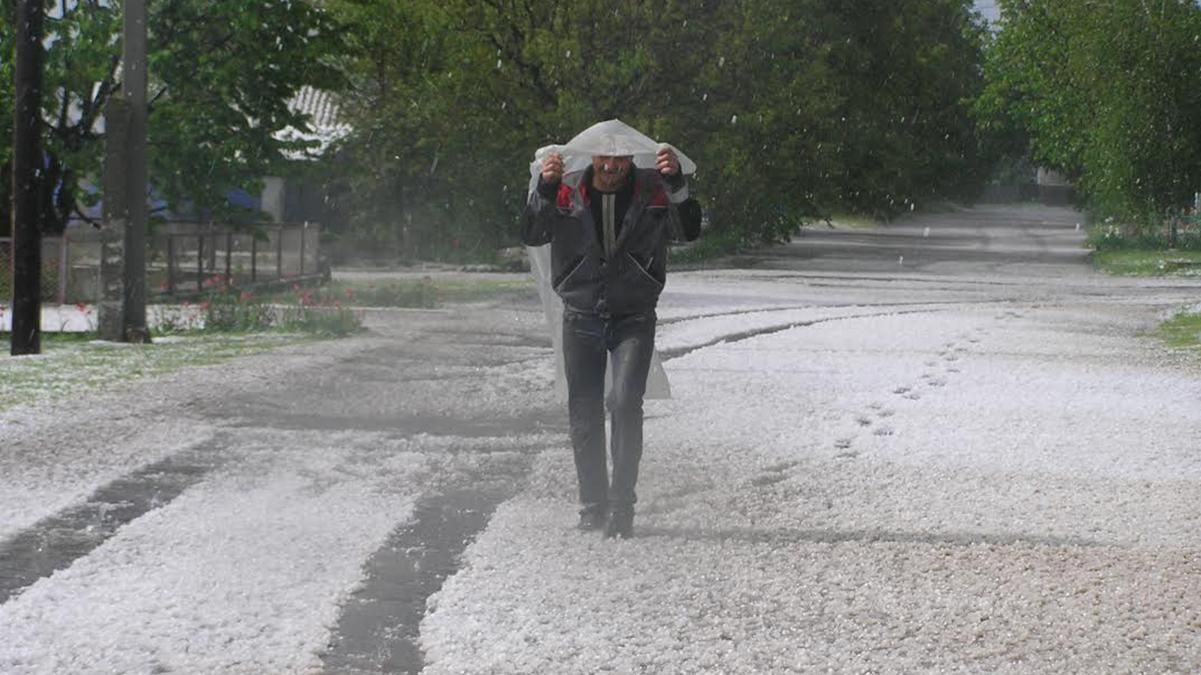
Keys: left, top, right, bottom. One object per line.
{"left": 590, "top": 155, "right": 633, "bottom": 192}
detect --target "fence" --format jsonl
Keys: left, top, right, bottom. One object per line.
{"left": 0, "top": 237, "right": 71, "bottom": 304}
{"left": 1, "top": 223, "right": 321, "bottom": 305}
{"left": 149, "top": 223, "right": 322, "bottom": 297}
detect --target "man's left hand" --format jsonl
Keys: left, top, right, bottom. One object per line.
{"left": 656, "top": 147, "right": 681, "bottom": 177}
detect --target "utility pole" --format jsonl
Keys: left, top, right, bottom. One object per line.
{"left": 100, "top": 0, "right": 150, "bottom": 342}
{"left": 10, "top": 0, "right": 46, "bottom": 356}
{"left": 123, "top": 0, "right": 150, "bottom": 342}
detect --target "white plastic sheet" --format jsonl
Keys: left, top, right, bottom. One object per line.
{"left": 526, "top": 119, "right": 691, "bottom": 401}
{"left": 526, "top": 119, "right": 697, "bottom": 197}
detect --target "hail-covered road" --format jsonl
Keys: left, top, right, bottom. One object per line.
{"left": 2, "top": 204, "right": 1199, "bottom": 673}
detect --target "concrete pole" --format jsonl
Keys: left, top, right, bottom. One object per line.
{"left": 122, "top": 0, "right": 150, "bottom": 342}
{"left": 10, "top": 0, "right": 45, "bottom": 356}
{"left": 98, "top": 97, "right": 130, "bottom": 341}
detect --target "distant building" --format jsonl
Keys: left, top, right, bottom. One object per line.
{"left": 262, "top": 86, "right": 351, "bottom": 225}
{"left": 1036, "top": 167, "right": 1075, "bottom": 205}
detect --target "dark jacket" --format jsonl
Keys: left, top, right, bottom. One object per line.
{"left": 522, "top": 167, "right": 701, "bottom": 316}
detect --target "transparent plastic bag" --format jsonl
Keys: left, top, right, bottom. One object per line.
{"left": 525, "top": 119, "right": 693, "bottom": 401}
{"left": 526, "top": 118, "right": 697, "bottom": 196}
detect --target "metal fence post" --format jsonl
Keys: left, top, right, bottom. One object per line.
{"left": 225, "top": 231, "right": 233, "bottom": 287}
{"left": 251, "top": 235, "right": 258, "bottom": 282}
{"left": 299, "top": 222, "right": 306, "bottom": 277}
{"left": 197, "top": 234, "right": 205, "bottom": 293}
{"left": 58, "top": 236, "right": 68, "bottom": 304}
{"left": 167, "top": 235, "right": 176, "bottom": 295}
{"left": 276, "top": 228, "right": 284, "bottom": 280}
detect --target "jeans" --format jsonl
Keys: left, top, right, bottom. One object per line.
{"left": 562, "top": 309, "right": 656, "bottom": 514}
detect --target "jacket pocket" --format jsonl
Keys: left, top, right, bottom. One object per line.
{"left": 626, "top": 253, "right": 664, "bottom": 290}
{"left": 554, "top": 256, "right": 588, "bottom": 292}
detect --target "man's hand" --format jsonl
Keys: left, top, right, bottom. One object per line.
{"left": 540, "top": 152, "right": 564, "bottom": 184}
{"left": 656, "top": 146, "right": 681, "bottom": 177}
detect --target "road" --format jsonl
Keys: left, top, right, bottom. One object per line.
{"left": 1, "top": 204, "right": 1199, "bottom": 673}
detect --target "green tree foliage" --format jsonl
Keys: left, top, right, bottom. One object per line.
{"left": 685, "top": 0, "right": 839, "bottom": 242}
{"left": 0, "top": 0, "right": 343, "bottom": 236}
{"left": 824, "top": 0, "right": 988, "bottom": 216}
{"left": 326, "top": 0, "right": 719, "bottom": 257}
{"left": 7, "top": 1, "right": 988, "bottom": 252}
{"left": 328, "top": 0, "right": 989, "bottom": 256}
{"left": 981, "top": 0, "right": 1201, "bottom": 226}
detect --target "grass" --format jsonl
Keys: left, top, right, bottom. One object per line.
{"left": 1157, "top": 310, "right": 1201, "bottom": 350}
{"left": 325, "top": 277, "right": 534, "bottom": 308}
{"left": 671, "top": 231, "right": 744, "bottom": 265}
{"left": 0, "top": 275, "right": 517, "bottom": 413}
{"left": 1091, "top": 249, "right": 1201, "bottom": 276}
{"left": 826, "top": 213, "right": 885, "bottom": 229}
{"left": 0, "top": 332, "right": 312, "bottom": 413}
{"left": 428, "top": 277, "right": 535, "bottom": 303}
{"left": 1092, "top": 249, "right": 1201, "bottom": 352}
{"left": 0, "top": 274, "right": 534, "bottom": 415}
{"left": 0, "top": 282, "right": 366, "bottom": 414}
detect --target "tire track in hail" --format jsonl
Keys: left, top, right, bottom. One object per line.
{"left": 660, "top": 306, "right": 960, "bottom": 362}
{"left": 656, "top": 298, "right": 1012, "bottom": 328}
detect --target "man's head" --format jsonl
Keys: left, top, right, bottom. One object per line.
{"left": 590, "top": 155, "right": 634, "bottom": 192}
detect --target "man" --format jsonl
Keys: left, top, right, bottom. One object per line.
{"left": 522, "top": 119, "right": 702, "bottom": 539}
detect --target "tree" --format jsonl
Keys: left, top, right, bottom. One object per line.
{"left": 981, "top": 0, "right": 1201, "bottom": 226}
{"left": 326, "top": 0, "right": 990, "bottom": 257}
{"left": 0, "top": 0, "right": 345, "bottom": 237}
{"left": 823, "top": 0, "right": 988, "bottom": 216}
{"left": 328, "top": 0, "right": 730, "bottom": 258}
{"left": 319, "top": 0, "right": 457, "bottom": 257}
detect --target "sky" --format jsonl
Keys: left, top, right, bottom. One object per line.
{"left": 975, "top": 0, "right": 1000, "bottom": 22}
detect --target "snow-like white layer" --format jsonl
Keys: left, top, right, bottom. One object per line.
{"left": 0, "top": 421, "right": 217, "bottom": 542}
{"left": 0, "top": 304, "right": 209, "bottom": 333}
{"left": 657, "top": 304, "right": 954, "bottom": 353}
{"left": 0, "top": 428, "right": 425, "bottom": 675}
{"left": 0, "top": 305, "right": 97, "bottom": 332}
{"left": 0, "top": 334, "right": 383, "bottom": 542}
{"left": 421, "top": 305, "right": 1201, "bottom": 673}
{"left": 2, "top": 252, "right": 1200, "bottom": 673}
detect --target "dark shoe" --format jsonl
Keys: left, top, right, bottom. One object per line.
{"left": 603, "top": 509, "right": 634, "bottom": 539}
{"left": 577, "top": 508, "right": 607, "bottom": 531}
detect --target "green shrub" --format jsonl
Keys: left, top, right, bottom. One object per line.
{"left": 1089, "top": 215, "right": 1201, "bottom": 252}
{"left": 200, "top": 290, "right": 277, "bottom": 332}
{"left": 670, "top": 229, "right": 746, "bottom": 265}
{"left": 172, "top": 284, "right": 365, "bottom": 337}
{"left": 276, "top": 304, "right": 363, "bottom": 337}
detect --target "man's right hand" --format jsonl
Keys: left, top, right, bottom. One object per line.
{"left": 540, "top": 152, "right": 564, "bottom": 184}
